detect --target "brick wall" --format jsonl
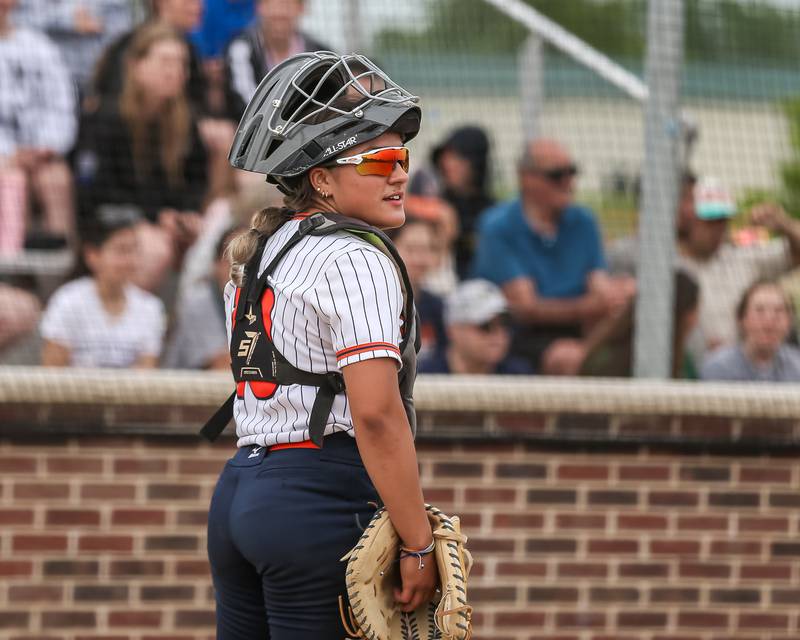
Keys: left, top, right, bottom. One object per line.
{"left": 2, "top": 373, "right": 800, "bottom": 640}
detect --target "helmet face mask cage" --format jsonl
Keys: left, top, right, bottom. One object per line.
{"left": 274, "top": 54, "right": 412, "bottom": 137}
{"left": 229, "top": 51, "right": 421, "bottom": 194}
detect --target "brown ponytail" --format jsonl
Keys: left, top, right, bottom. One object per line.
{"left": 226, "top": 172, "right": 325, "bottom": 285}
{"left": 226, "top": 207, "right": 291, "bottom": 285}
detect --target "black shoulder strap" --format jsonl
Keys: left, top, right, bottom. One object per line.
{"left": 201, "top": 214, "right": 337, "bottom": 443}
{"left": 237, "top": 215, "right": 325, "bottom": 322}
{"left": 199, "top": 392, "right": 235, "bottom": 442}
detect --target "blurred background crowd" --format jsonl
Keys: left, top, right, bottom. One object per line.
{"left": 2, "top": 0, "right": 800, "bottom": 384}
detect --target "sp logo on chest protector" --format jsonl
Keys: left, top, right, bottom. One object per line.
{"left": 237, "top": 331, "right": 260, "bottom": 364}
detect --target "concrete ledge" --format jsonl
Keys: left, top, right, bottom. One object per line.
{"left": 1, "top": 367, "right": 799, "bottom": 450}
{"left": 3, "top": 367, "right": 800, "bottom": 417}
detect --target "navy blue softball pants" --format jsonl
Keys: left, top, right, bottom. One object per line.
{"left": 207, "top": 433, "right": 379, "bottom": 639}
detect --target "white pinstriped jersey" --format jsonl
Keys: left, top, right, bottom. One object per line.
{"left": 224, "top": 215, "right": 404, "bottom": 448}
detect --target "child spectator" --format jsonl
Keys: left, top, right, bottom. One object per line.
{"left": 74, "top": 21, "right": 209, "bottom": 292}
{"left": 40, "top": 205, "right": 165, "bottom": 368}
{"left": 386, "top": 215, "right": 448, "bottom": 362}
{"left": 163, "top": 225, "right": 242, "bottom": 369}
{"left": 0, "top": 0, "right": 77, "bottom": 251}
{"left": 420, "top": 279, "right": 532, "bottom": 375}
{"left": 701, "top": 280, "right": 800, "bottom": 382}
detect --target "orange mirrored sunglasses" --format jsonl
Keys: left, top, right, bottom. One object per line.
{"left": 324, "top": 146, "right": 410, "bottom": 177}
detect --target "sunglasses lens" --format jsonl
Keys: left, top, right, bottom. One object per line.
{"left": 545, "top": 165, "right": 578, "bottom": 181}
{"left": 354, "top": 147, "right": 410, "bottom": 176}
{"left": 477, "top": 317, "right": 509, "bottom": 333}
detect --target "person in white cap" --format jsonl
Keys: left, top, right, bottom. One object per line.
{"left": 679, "top": 177, "right": 800, "bottom": 363}
{"left": 419, "top": 279, "right": 532, "bottom": 375}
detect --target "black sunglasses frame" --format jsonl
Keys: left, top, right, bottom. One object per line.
{"left": 529, "top": 164, "right": 579, "bottom": 183}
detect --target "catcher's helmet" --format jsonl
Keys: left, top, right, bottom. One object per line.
{"left": 229, "top": 51, "right": 421, "bottom": 194}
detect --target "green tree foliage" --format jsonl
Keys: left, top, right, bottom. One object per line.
{"left": 375, "top": 0, "right": 645, "bottom": 57}
{"left": 685, "top": 0, "right": 800, "bottom": 63}
{"left": 781, "top": 99, "right": 800, "bottom": 217}
{"left": 375, "top": 0, "right": 800, "bottom": 65}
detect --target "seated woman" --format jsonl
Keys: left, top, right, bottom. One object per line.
{"left": 40, "top": 206, "right": 165, "bottom": 368}
{"left": 74, "top": 21, "right": 208, "bottom": 292}
{"left": 701, "top": 279, "right": 800, "bottom": 382}
{"left": 386, "top": 215, "right": 449, "bottom": 362}
{"left": 580, "top": 270, "right": 700, "bottom": 378}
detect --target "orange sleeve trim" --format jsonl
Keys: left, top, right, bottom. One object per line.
{"left": 336, "top": 341, "right": 401, "bottom": 361}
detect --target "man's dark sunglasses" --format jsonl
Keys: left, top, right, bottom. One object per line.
{"left": 531, "top": 164, "right": 579, "bottom": 182}
{"left": 476, "top": 315, "right": 512, "bottom": 334}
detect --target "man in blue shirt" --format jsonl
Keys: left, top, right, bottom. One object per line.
{"left": 473, "top": 139, "right": 635, "bottom": 374}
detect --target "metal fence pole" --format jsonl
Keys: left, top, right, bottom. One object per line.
{"left": 343, "top": 0, "right": 363, "bottom": 53}
{"left": 518, "top": 35, "right": 544, "bottom": 141}
{"left": 633, "top": 0, "right": 685, "bottom": 378}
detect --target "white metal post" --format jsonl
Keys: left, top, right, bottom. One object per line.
{"left": 519, "top": 35, "right": 544, "bottom": 142}
{"left": 633, "top": 0, "right": 685, "bottom": 378}
{"left": 343, "top": 0, "right": 363, "bottom": 54}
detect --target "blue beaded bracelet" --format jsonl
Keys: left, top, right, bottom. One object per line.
{"left": 399, "top": 540, "right": 436, "bottom": 570}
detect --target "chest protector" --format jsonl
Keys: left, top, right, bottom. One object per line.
{"left": 200, "top": 211, "right": 421, "bottom": 446}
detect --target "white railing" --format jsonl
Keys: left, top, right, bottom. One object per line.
{"left": 483, "top": 0, "right": 648, "bottom": 102}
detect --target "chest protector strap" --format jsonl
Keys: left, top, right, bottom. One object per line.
{"left": 200, "top": 212, "right": 419, "bottom": 446}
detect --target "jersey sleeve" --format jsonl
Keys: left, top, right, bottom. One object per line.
{"left": 315, "top": 248, "right": 404, "bottom": 370}
{"left": 223, "top": 280, "right": 237, "bottom": 348}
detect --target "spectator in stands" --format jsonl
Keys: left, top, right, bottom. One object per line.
{"left": 403, "top": 183, "right": 460, "bottom": 297}
{"left": 91, "top": 0, "right": 204, "bottom": 109}
{"left": 473, "top": 138, "right": 635, "bottom": 375}
{"left": 177, "top": 178, "right": 281, "bottom": 303}
{"left": 419, "top": 279, "right": 531, "bottom": 375}
{"left": 679, "top": 178, "right": 800, "bottom": 361}
{"left": 0, "top": 283, "right": 40, "bottom": 353}
{"left": 74, "top": 22, "right": 209, "bottom": 292}
{"left": 386, "top": 215, "right": 448, "bottom": 362}
{"left": 40, "top": 205, "right": 166, "bottom": 368}
{"left": 580, "top": 270, "right": 700, "bottom": 378}
{"left": 90, "top": 0, "right": 241, "bottom": 198}
{"left": 701, "top": 280, "right": 800, "bottom": 382}
{"left": 163, "top": 225, "right": 241, "bottom": 369}
{"left": 13, "top": 0, "right": 133, "bottom": 90}
{"left": 225, "top": 0, "right": 329, "bottom": 109}
{"left": 606, "top": 169, "right": 697, "bottom": 277}
{"left": 190, "top": 0, "right": 254, "bottom": 60}
{"left": 0, "top": 0, "right": 77, "bottom": 251}
{"left": 412, "top": 125, "right": 495, "bottom": 279}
